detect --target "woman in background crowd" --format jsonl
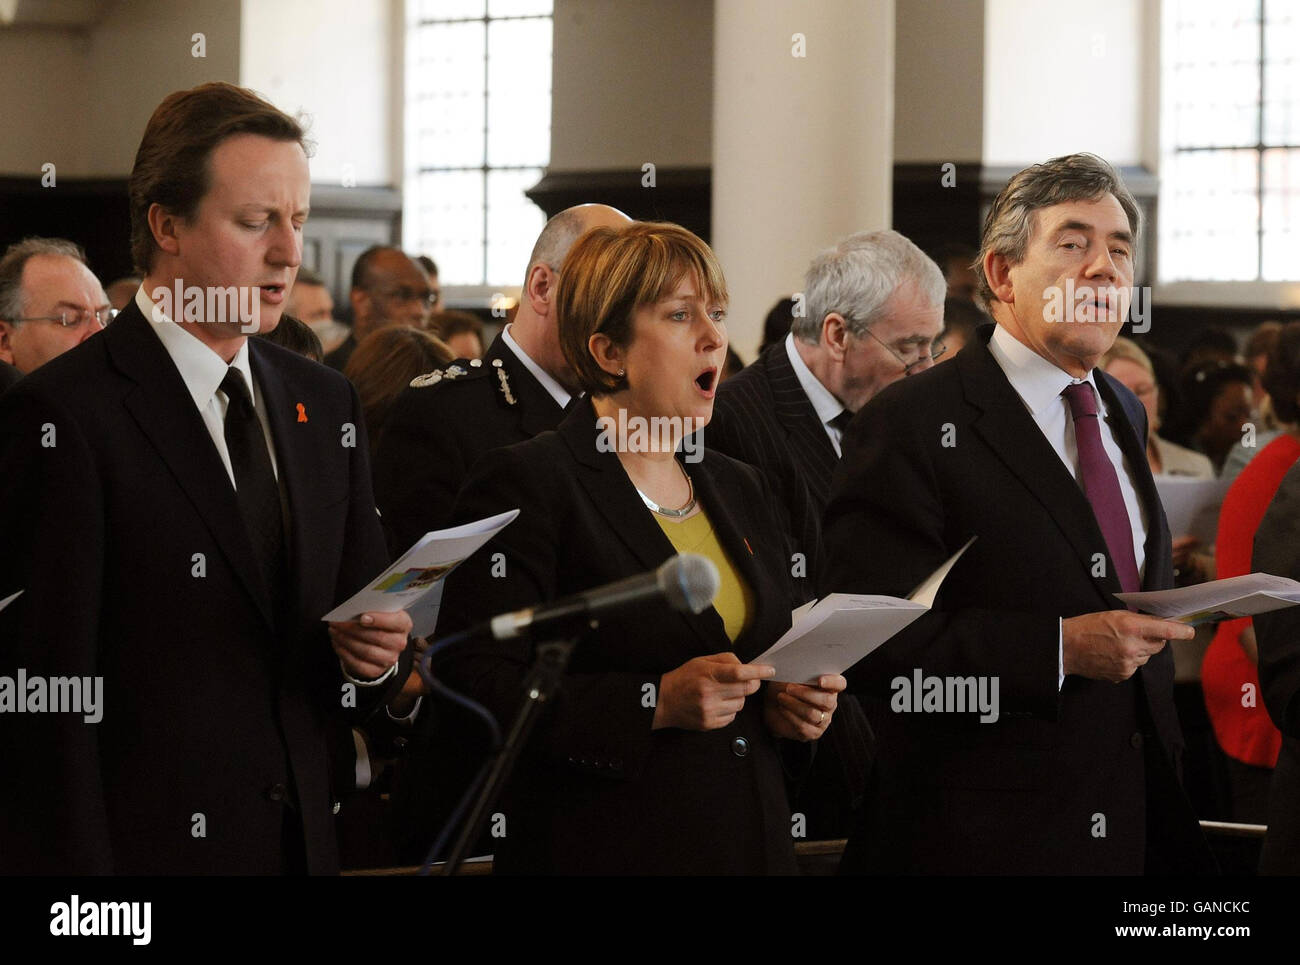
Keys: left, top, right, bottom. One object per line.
{"left": 1170, "top": 360, "right": 1256, "bottom": 475}
{"left": 426, "top": 309, "right": 485, "bottom": 360}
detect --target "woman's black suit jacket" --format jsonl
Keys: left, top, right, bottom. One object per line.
{"left": 435, "top": 398, "right": 802, "bottom": 874}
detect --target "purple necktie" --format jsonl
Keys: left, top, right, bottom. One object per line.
{"left": 1061, "top": 382, "right": 1140, "bottom": 594}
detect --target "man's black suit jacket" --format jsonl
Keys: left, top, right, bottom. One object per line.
{"left": 0, "top": 359, "right": 20, "bottom": 395}
{"left": 707, "top": 339, "right": 831, "bottom": 582}
{"left": 822, "top": 325, "right": 1211, "bottom": 874}
{"left": 707, "top": 338, "right": 873, "bottom": 837}
{"left": 1251, "top": 460, "right": 1300, "bottom": 874}
{"left": 372, "top": 332, "right": 564, "bottom": 555}
{"left": 434, "top": 399, "right": 802, "bottom": 874}
{"left": 0, "top": 300, "right": 402, "bottom": 874}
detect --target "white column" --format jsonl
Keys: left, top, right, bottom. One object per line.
{"left": 713, "top": 0, "right": 896, "bottom": 357}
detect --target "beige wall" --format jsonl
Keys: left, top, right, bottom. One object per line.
{"left": 0, "top": 28, "right": 92, "bottom": 177}
{"left": 894, "top": 0, "right": 983, "bottom": 162}
{"left": 0, "top": 0, "right": 240, "bottom": 178}
{"left": 86, "top": 0, "right": 242, "bottom": 176}
{"left": 241, "top": 0, "right": 401, "bottom": 186}
{"left": 550, "top": 0, "right": 713, "bottom": 171}
{"left": 0, "top": 0, "right": 401, "bottom": 184}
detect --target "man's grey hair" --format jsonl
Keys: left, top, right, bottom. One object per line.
{"left": 795, "top": 229, "right": 945, "bottom": 343}
{"left": 0, "top": 237, "right": 86, "bottom": 325}
{"left": 974, "top": 152, "right": 1140, "bottom": 310}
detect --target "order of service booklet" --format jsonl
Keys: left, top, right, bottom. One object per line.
{"left": 1117, "top": 572, "right": 1300, "bottom": 626}
{"left": 321, "top": 509, "right": 519, "bottom": 639}
{"left": 751, "top": 537, "right": 975, "bottom": 684}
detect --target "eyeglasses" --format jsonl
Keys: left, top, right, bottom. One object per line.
{"left": 5, "top": 308, "right": 117, "bottom": 330}
{"left": 373, "top": 287, "right": 437, "bottom": 309}
{"left": 860, "top": 324, "right": 947, "bottom": 374}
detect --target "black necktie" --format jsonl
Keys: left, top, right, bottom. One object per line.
{"left": 829, "top": 409, "right": 853, "bottom": 435}
{"left": 221, "top": 367, "right": 285, "bottom": 591}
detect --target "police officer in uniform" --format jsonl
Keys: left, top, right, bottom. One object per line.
{"left": 373, "top": 204, "right": 631, "bottom": 553}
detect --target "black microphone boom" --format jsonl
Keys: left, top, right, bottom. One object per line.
{"left": 487, "top": 553, "right": 720, "bottom": 641}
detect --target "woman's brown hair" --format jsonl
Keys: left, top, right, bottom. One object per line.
{"left": 554, "top": 221, "right": 728, "bottom": 396}
{"left": 344, "top": 327, "right": 454, "bottom": 454}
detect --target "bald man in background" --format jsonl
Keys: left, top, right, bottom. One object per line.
{"left": 325, "top": 246, "right": 435, "bottom": 372}
{"left": 0, "top": 238, "right": 112, "bottom": 379}
{"left": 373, "top": 203, "right": 631, "bottom": 551}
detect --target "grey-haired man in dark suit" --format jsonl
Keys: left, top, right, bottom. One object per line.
{"left": 707, "top": 230, "right": 946, "bottom": 842}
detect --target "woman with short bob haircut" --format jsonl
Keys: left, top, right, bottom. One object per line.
{"left": 426, "top": 221, "right": 845, "bottom": 874}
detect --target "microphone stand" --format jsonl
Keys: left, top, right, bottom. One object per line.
{"left": 439, "top": 627, "right": 588, "bottom": 875}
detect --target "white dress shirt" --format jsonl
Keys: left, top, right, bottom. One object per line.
{"left": 135, "top": 286, "right": 279, "bottom": 487}
{"left": 785, "top": 333, "right": 850, "bottom": 456}
{"left": 502, "top": 323, "right": 571, "bottom": 410}
{"left": 987, "top": 325, "right": 1150, "bottom": 687}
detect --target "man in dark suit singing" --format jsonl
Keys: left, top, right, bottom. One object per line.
{"left": 707, "top": 230, "right": 944, "bottom": 840}
{"left": 822, "top": 153, "right": 1213, "bottom": 874}
{"left": 0, "top": 82, "right": 410, "bottom": 875}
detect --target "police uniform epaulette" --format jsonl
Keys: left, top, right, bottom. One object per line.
{"left": 408, "top": 356, "right": 486, "bottom": 389}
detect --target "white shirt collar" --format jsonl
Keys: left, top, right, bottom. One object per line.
{"left": 987, "top": 323, "right": 1099, "bottom": 416}
{"left": 501, "top": 323, "right": 571, "bottom": 409}
{"left": 784, "top": 332, "right": 846, "bottom": 426}
{"left": 135, "top": 284, "right": 255, "bottom": 410}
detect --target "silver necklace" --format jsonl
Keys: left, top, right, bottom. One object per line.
{"left": 636, "top": 461, "right": 697, "bottom": 518}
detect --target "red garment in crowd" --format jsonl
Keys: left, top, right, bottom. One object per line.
{"left": 1202, "top": 433, "right": 1300, "bottom": 767}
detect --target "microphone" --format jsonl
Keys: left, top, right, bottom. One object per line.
{"left": 487, "top": 553, "right": 720, "bottom": 641}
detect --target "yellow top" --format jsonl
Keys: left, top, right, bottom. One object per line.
{"left": 654, "top": 507, "right": 754, "bottom": 642}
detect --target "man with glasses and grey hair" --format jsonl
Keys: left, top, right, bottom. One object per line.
{"left": 0, "top": 237, "right": 114, "bottom": 381}
{"left": 706, "top": 229, "right": 944, "bottom": 841}
{"left": 822, "top": 153, "right": 1213, "bottom": 875}
{"left": 709, "top": 229, "right": 945, "bottom": 584}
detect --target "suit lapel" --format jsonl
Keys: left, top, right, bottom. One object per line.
{"left": 960, "top": 329, "right": 1122, "bottom": 603}
{"left": 765, "top": 343, "right": 839, "bottom": 502}
{"left": 107, "top": 304, "right": 276, "bottom": 628}
{"left": 560, "top": 400, "right": 733, "bottom": 653}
